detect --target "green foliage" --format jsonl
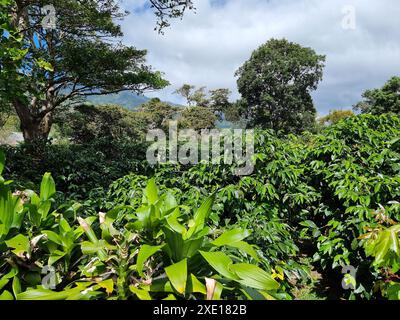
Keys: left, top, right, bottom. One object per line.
{"left": 9, "top": 0, "right": 170, "bottom": 142}
{"left": 0, "top": 0, "right": 27, "bottom": 119}
{"left": 0, "top": 155, "right": 286, "bottom": 300}
{"left": 54, "top": 104, "right": 150, "bottom": 144}
{"left": 137, "top": 98, "right": 178, "bottom": 130}
{"left": 3, "top": 141, "right": 151, "bottom": 199}
{"left": 360, "top": 214, "right": 400, "bottom": 300}
{"left": 179, "top": 107, "right": 218, "bottom": 130}
{"left": 299, "top": 114, "right": 400, "bottom": 298}
{"left": 354, "top": 76, "right": 400, "bottom": 115}
{"left": 236, "top": 38, "right": 325, "bottom": 133}
{"left": 1, "top": 113, "right": 399, "bottom": 300}
{"left": 318, "top": 110, "right": 355, "bottom": 126}
{"left": 174, "top": 84, "right": 233, "bottom": 123}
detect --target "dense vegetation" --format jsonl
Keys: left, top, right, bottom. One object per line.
{"left": 1, "top": 113, "right": 399, "bottom": 300}
{"left": 1, "top": 0, "right": 400, "bottom": 301}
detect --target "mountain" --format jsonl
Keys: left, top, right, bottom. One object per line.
{"left": 85, "top": 91, "right": 150, "bottom": 110}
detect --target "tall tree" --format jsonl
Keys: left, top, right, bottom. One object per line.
{"left": 179, "top": 107, "right": 217, "bottom": 130}
{"left": 6, "top": 0, "right": 193, "bottom": 142}
{"left": 0, "top": 0, "right": 27, "bottom": 126}
{"left": 354, "top": 76, "right": 400, "bottom": 115}
{"left": 235, "top": 39, "right": 325, "bottom": 133}
{"left": 137, "top": 98, "right": 178, "bottom": 130}
{"left": 174, "top": 84, "right": 232, "bottom": 120}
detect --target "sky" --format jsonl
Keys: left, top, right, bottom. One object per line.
{"left": 120, "top": 0, "right": 400, "bottom": 116}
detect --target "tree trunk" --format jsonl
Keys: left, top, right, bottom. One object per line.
{"left": 13, "top": 100, "right": 53, "bottom": 143}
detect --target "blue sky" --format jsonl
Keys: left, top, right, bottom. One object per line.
{"left": 121, "top": 0, "right": 400, "bottom": 115}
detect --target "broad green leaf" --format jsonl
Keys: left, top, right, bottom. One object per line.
{"left": 187, "top": 194, "right": 215, "bottom": 238}
{"left": 370, "top": 225, "right": 400, "bottom": 266}
{"left": 5, "top": 234, "right": 30, "bottom": 257}
{"left": 165, "top": 259, "right": 187, "bottom": 295}
{"left": 166, "top": 208, "right": 187, "bottom": 235}
{"left": 48, "top": 250, "right": 67, "bottom": 265}
{"left": 0, "top": 188, "right": 14, "bottom": 236}
{"left": 163, "top": 227, "right": 204, "bottom": 261}
{"left": 149, "top": 278, "right": 174, "bottom": 293}
{"left": 12, "top": 276, "right": 21, "bottom": 297}
{"left": 17, "top": 287, "right": 72, "bottom": 300}
{"left": 10, "top": 197, "right": 24, "bottom": 229}
{"left": 228, "top": 241, "right": 259, "bottom": 261}
{"left": 80, "top": 240, "right": 113, "bottom": 255}
{"left": 98, "top": 279, "right": 114, "bottom": 295}
{"left": 145, "top": 179, "right": 158, "bottom": 205}
{"left": 199, "top": 251, "right": 238, "bottom": 280}
{"left": 40, "top": 173, "right": 56, "bottom": 202}
{"left": 137, "top": 244, "right": 165, "bottom": 277}
{"left": 387, "top": 283, "right": 400, "bottom": 300}
{"left": 188, "top": 274, "right": 206, "bottom": 294}
{"left": 230, "top": 263, "right": 280, "bottom": 291}
{"left": 42, "top": 230, "right": 62, "bottom": 245}
{"left": 59, "top": 218, "right": 72, "bottom": 232}
{"left": 129, "top": 285, "right": 152, "bottom": 300}
{"left": 0, "top": 149, "right": 4, "bottom": 175}
{"left": 36, "top": 58, "right": 54, "bottom": 71}
{"left": 0, "top": 290, "right": 14, "bottom": 300}
{"left": 212, "top": 229, "right": 251, "bottom": 246}
{"left": 38, "top": 200, "right": 52, "bottom": 221}
{"left": 164, "top": 192, "right": 178, "bottom": 212}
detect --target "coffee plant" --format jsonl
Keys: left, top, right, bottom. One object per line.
{"left": 1, "top": 114, "right": 399, "bottom": 300}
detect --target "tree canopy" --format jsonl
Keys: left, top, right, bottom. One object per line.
{"left": 235, "top": 39, "right": 325, "bottom": 134}
{"left": 4, "top": 0, "right": 195, "bottom": 143}
{"left": 174, "top": 84, "right": 232, "bottom": 121}
{"left": 354, "top": 76, "right": 400, "bottom": 115}
{"left": 318, "top": 109, "right": 354, "bottom": 126}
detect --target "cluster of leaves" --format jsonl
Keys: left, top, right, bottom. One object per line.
{"left": 54, "top": 104, "right": 152, "bottom": 144}
{"left": 300, "top": 114, "right": 400, "bottom": 298}
{"left": 0, "top": 150, "right": 286, "bottom": 300}
{"left": 354, "top": 76, "right": 400, "bottom": 115}
{"left": 318, "top": 109, "right": 355, "bottom": 127}
{"left": 0, "top": 0, "right": 28, "bottom": 122}
{"left": 105, "top": 131, "right": 318, "bottom": 290}
{"left": 2, "top": 113, "right": 399, "bottom": 300}
{"left": 3, "top": 140, "right": 152, "bottom": 199}
{"left": 359, "top": 209, "right": 400, "bottom": 300}
{"left": 105, "top": 114, "right": 400, "bottom": 299}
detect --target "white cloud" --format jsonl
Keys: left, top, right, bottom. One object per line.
{"left": 120, "top": 0, "right": 400, "bottom": 115}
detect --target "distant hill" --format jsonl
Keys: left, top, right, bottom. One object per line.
{"left": 86, "top": 92, "right": 150, "bottom": 110}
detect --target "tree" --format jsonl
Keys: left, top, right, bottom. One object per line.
{"left": 354, "top": 77, "right": 400, "bottom": 115}
{"left": 179, "top": 107, "right": 217, "bottom": 130}
{"left": 137, "top": 98, "right": 178, "bottom": 130}
{"left": 235, "top": 39, "right": 325, "bottom": 133}
{"left": 54, "top": 104, "right": 149, "bottom": 144}
{"left": 174, "top": 84, "right": 232, "bottom": 121}
{"left": 6, "top": 0, "right": 194, "bottom": 143}
{"left": 149, "top": 0, "right": 195, "bottom": 32}
{"left": 0, "top": 0, "right": 27, "bottom": 126}
{"left": 318, "top": 109, "right": 354, "bottom": 126}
